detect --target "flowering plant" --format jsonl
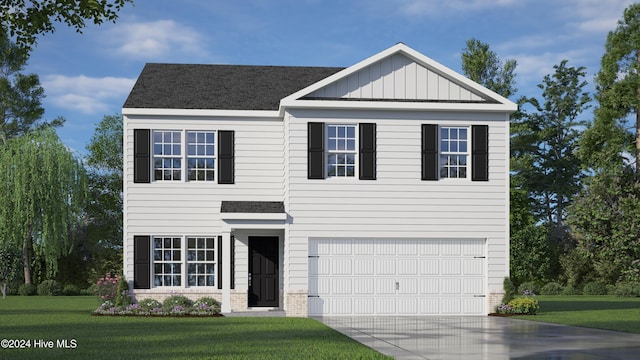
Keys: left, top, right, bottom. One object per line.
{"left": 94, "top": 273, "right": 119, "bottom": 302}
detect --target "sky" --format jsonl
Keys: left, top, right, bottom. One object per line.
{"left": 22, "top": 0, "right": 637, "bottom": 156}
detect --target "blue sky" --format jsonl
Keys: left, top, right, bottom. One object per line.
{"left": 23, "top": 0, "right": 635, "bottom": 156}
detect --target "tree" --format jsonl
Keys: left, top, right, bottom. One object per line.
{"left": 590, "top": 3, "right": 640, "bottom": 173}
{"left": 514, "top": 60, "right": 590, "bottom": 239}
{"left": 461, "top": 38, "right": 518, "bottom": 98}
{"left": 0, "top": 29, "right": 63, "bottom": 144}
{"left": 0, "top": 0, "right": 134, "bottom": 52}
{"left": 84, "top": 114, "right": 123, "bottom": 279}
{"left": 0, "top": 128, "right": 86, "bottom": 284}
{"left": 0, "top": 245, "right": 20, "bottom": 298}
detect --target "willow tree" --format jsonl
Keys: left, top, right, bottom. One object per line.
{"left": 0, "top": 128, "right": 86, "bottom": 284}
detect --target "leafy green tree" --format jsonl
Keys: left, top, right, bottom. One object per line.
{"left": 588, "top": 3, "right": 640, "bottom": 173}
{"left": 0, "top": 29, "right": 63, "bottom": 144}
{"left": 514, "top": 60, "right": 590, "bottom": 238}
{"left": 85, "top": 114, "right": 123, "bottom": 278}
{"left": 0, "top": 128, "right": 86, "bottom": 284}
{"left": 461, "top": 38, "right": 518, "bottom": 98}
{"left": 0, "top": 0, "right": 134, "bottom": 52}
{"left": 0, "top": 245, "right": 20, "bottom": 298}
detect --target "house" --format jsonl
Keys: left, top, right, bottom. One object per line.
{"left": 122, "top": 43, "right": 517, "bottom": 316}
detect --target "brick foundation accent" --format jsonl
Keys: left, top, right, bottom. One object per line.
{"left": 284, "top": 291, "right": 307, "bottom": 317}
{"left": 230, "top": 291, "right": 248, "bottom": 312}
{"left": 488, "top": 291, "right": 504, "bottom": 313}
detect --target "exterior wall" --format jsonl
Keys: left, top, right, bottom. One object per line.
{"left": 284, "top": 108, "right": 510, "bottom": 314}
{"left": 308, "top": 53, "right": 485, "bottom": 102}
{"left": 123, "top": 115, "right": 284, "bottom": 298}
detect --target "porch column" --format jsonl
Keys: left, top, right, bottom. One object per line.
{"left": 221, "top": 230, "right": 232, "bottom": 313}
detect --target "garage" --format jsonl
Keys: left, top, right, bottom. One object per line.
{"left": 308, "top": 238, "right": 486, "bottom": 316}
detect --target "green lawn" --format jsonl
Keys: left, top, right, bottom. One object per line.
{"left": 0, "top": 296, "right": 390, "bottom": 359}
{"left": 515, "top": 295, "right": 640, "bottom": 333}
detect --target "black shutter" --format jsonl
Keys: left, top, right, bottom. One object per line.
{"left": 421, "top": 124, "right": 438, "bottom": 180}
{"left": 218, "top": 131, "right": 235, "bottom": 184}
{"left": 230, "top": 235, "right": 235, "bottom": 290}
{"left": 308, "top": 122, "right": 325, "bottom": 179}
{"left": 133, "top": 236, "right": 151, "bottom": 289}
{"left": 217, "top": 236, "right": 223, "bottom": 290}
{"left": 359, "top": 123, "right": 376, "bottom": 180}
{"left": 472, "top": 125, "right": 489, "bottom": 181}
{"left": 134, "top": 129, "right": 150, "bottom": 183}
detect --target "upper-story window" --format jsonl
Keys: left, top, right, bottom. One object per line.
{"left": 153, "top": 131, "right": 182, "bottom": 181}
{"left": 326, "top": 124, "right": 357, "bottom": 177}
{"left": 440, "top": 127, "right": 468, "bottom": 179}
{"left": 187, "top": 131, "right": 216, "bottom": 181}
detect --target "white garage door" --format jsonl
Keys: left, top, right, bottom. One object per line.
{"left": 308, "top": 238, "right": 486, "bottom": 316}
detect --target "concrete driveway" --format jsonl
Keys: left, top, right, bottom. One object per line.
{"left": 317, "top": 316, "right": 640, "bottom": 359}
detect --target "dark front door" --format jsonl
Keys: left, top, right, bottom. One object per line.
{"left": 248, "top": 236, "right": 279, "bottom": 307}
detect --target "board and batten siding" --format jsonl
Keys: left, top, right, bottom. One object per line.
{"left": 284, "top": 109, "right": 509, "bottom": 299}
{"left": 123, "top": 115, "right": 285, "bottom": 284}
{"left": 307, "top": 53, "right": 486, "bottom": 102}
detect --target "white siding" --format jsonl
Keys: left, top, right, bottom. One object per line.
{"left": 123, "top": 115, "right": 285, "bottom": 284}
{"left": 308, "top": 54, "right": 486, "bottom": 102}
{"left": 284, "top": 109, "right": 509, "bottom": 305}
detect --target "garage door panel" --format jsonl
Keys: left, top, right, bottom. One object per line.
{"left": 308, "top": 238, "right": 486, "bottom": 316}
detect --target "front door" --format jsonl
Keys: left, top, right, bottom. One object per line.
{"left": 248, "top": 236, "right": 279, "bottom": 307}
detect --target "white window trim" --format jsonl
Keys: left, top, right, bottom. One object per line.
{"left": 152, "top": 129, "right": 218, "bottom": 183}
{"left": 151, "top": 235, "right": 218, "bottom": 288}
{"left": 439, "top": 126, "right": 471, "bottom": 181}
{"left": 325, "top": 123, "right": 358, "bottom": 179}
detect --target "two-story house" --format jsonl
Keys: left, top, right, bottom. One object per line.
{"left": 122, "top": 43, "right": 517, "bottom": 317}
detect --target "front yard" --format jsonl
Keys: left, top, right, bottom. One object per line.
{"left": 0, "top": 296, "right": 390, "bottom": 359}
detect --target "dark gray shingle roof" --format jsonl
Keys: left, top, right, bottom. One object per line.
{"left": 220, "top": 201, "right": 285, "bottom": 213}
{"left": 123, "top": 64, "right": 344, "bottom": 110}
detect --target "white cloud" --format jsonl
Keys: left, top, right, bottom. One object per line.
{"left": 42, "top": 75, "right": 136, "bottom": 114}
{"left": 395, "top": 0, "right": 517, "bottom": 16}
{"left": 104, "top": 20, "right": 208, "bottom": 61}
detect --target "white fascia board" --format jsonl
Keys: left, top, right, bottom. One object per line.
{"left": 279, "top": 43, "right": 517, "bottom": 113}
{"left": 122, "top": 107, "right": 281, "bottom": 119}
{"left": 280, "top": 99, "right": 518, "bottom": 113}
{"left": 220, "top": 213, "right": 288, "bottom": 221}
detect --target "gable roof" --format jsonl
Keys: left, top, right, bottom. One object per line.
{"left": 281, "top": 43, "right": 518, "bottom": 112}
{"left": 123, "top": 64, "right": 343, "bottom": 110}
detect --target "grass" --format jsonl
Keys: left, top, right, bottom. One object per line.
{"left": 514, "top": 295, "right": 640, "bottom": 333}
{"left": 0, "top": 296, "right": 390, "bottom": 359}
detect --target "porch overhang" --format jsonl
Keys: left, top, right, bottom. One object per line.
{"left": 220, "top": 201, "right": 287, "bottom": 222}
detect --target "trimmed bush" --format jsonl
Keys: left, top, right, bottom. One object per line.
{"left": 541, "top": 282, "right": 564, "bottom": 295}
{"left": 561, "top": 285, "right": 581, "bottom": 295}
{"left": 138, "top": 298, "right": 162, "bottom": 311}
{"left": 502, "top": 277, "right": 517, "bottom": 304}
{"left": 19, "top": 283, "right": 37, "bottom": 296}
{"left": 614, "top": 282, "right": 640, "bottom": 297}
{"left": 38, "top": 280, "right": 62, "bottom": 296}
{"left": 507, "top": 297, "right": 539, "bottom": 315}
{"left": 583, "top": 281, "right": 608, "bottom": 295}
{"left": 194, "top": 297, "right": 221, "bottom": 313}
{"left": 62, "top": 284, "right": 81, "bottom": 296}
{"left": 162, "top": 295, "right": 194, "bottom": 312}
{"left": 115, "top": 275, "right": 133, "bottom": 308}
{"left": 518, "top": 281, "right": 540, "bottom": 295}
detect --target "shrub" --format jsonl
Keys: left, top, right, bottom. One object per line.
{"left": 517, "top": 281, "right": 540, "bottom": 295}
{"left": 561, "top": 285, "right": 581, "bottom": 295}
{"left": 138, "top": 298, "right": 162, "bottom": 311}
{"left": 507, "top": 297, "right": 539, "bottom": 315}
{"left": 162, "top": 294, "right": 193, "bottom": 312}
{"left": 541, "top": 282, "right": 564, "bottom": 295}
{"left": 115, "top": 275, "right": 133, "bottom": 308}
{"left": 37, "top": 280, "right": 62, "bottom": 296}
{"left": 95, "top": 273, "right": 119, "bottom": 302}
{"left": 502, "top": 277, "right": 516, "bottom": 304}
{"left": 194, "top": 297, "right": 221, "bottom": 313}
{"left": 62, "top": 284, "right": 81, "bottom": 296}
{"left": 613, "top": 282, "right": 640, "bottom": 297}
{"left": 18, "top": 283, "right": 37, "bottom": 296}
{"left": 583, "top": 281, "right": 608, "bottom": 295}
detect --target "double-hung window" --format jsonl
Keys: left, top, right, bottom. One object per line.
{"left": 439, "top": 127, "right": 468, "bottom": 179}
{"left": 187, "top": 131, "right": 216, "bottom": 181}
{"left": 326, "top": 124, "right": 357, "bottom": 177}
{"left": 153, "top": 131, "right": 182, "bottom": 181}
{"left": 152, "top": 236, "right": 216, "bottom": 287}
